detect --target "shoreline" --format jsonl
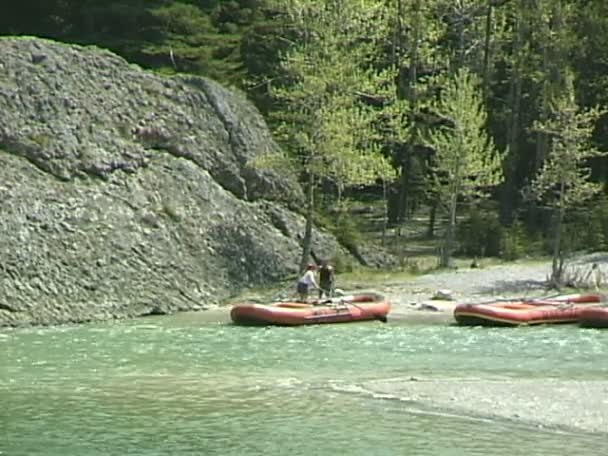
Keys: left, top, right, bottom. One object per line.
{"left": 2, "top": 254, "right": 606, "bottom": 329}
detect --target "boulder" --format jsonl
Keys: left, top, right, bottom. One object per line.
{"left": 0, "top": 37, "right": 355, "bottom": 327}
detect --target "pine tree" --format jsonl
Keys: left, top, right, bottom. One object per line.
{"left": 530, "top": 75, "right": 606, "bottom": 286}
{"left": 426, "top": 68, "right": 503, "bottom": 267}
{"left": 264, "top": 0, "right": 395, "bottom": 271}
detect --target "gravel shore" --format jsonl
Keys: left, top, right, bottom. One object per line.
{"left": 380, "top": 253, "right": 608, "bottom": 321}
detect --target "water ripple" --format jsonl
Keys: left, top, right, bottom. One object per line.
{"left": 2, "top": 317, "right": 608, "bottom": 455}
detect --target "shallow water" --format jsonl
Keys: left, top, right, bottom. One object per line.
{"left": 2, "top": 310, "right": 607, "bottom": 455}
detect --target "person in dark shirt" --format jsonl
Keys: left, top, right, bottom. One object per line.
{"left": 318, "top": 260, "right": 335, "bottom": 299}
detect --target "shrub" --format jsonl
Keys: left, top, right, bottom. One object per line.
{"left": 457, "top": 209, "right": 503, "bottom": 257}
{"left": 331, "top": 251, "right": 355, "bottom": 274}
{"left": 500, "top": 220, "right": 527, "bottom": 260}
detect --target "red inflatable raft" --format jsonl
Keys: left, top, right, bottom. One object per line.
{"left": 453, "top": 293, "right": 604, "bottom": 327}
{"left": 578, "top": 306, "right": 608, "bottom": 328}
{"left": 230, "top": 293, "right": 391, "bottom": 326}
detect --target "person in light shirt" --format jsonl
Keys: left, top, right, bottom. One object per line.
{"left": 296, "top": 263, "right": 319, "bottom": 302}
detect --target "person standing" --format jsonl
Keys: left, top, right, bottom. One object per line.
{"left": 297, "top": 263, "right": 319, "bottom": 302}
{"left": 318, "top": 260, "right": 335, "bottom": 299}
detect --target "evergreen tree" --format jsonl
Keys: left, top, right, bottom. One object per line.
{"left": 265, "top": 0, "right": 394, "bottom": 270}
{"left": 530, "top": 75, "right": 606, "bottom": 286}
{"left": 382, "top": 0, "right": 448, "bottom": 229}
{"left": 426, "top": 68, "right": 503, "bottom": 267}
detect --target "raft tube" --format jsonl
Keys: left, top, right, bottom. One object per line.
{"left": 578, "top": 306, "right": 608, "bottom": 328}
{"left": 230, "top": 293, "right": 391, "bottom": 326}
{"left": 454, "top": 293, "right": 604, "bottom": 327}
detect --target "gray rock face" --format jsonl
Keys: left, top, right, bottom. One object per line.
{"left": 0, "top": 37, "right": 349, "bottom": 327}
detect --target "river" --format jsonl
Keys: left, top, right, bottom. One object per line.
{"left": 2, "top": 309, "right": 607, "bottom": 455}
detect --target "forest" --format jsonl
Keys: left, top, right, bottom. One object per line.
{"left": 3, "top": 0, "right": 608, "bottom": 283}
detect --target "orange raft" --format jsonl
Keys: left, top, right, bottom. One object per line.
{"left": 453, "top": 293, "right": 604, "bottom": 327}
{"left": 578, "top": 306, "right": 608, "bottom": 328}
{"left": 230, "top": 292, "right": 391, "bottom": 326}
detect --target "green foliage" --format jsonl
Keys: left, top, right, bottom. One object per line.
{"left": 562, "top": 196, "right": 608, "bottom": 252}
{"left": 142, "top": 2, "right": 239, "bottom": 81}
{"left": 313, "top": 202, "right": 362, "bottom": 253}
{"left": 268, "top": 0, "right": 396, "bottom": 184}
{"left": 457, "top": 209, "right": 502, "bottom": 257}
{"left": 530, "top": 74, "right": 606, "bottom": 283}
{"left": 428, "top": 68, "right": 504, "bottom": 202}
{"left": 0, "top": 1, "right": 270, "bottom": 88}
{"left": 459, "top": 211, "right": 547, "bottom": 261}
{"left": 566, "top": 217, "right": 603, "bottom": 252}
{"left": 426, "top": 67, "right": 504, "bottom": 266}
{"left": 531, "top": 77, "right": 606, "bottom": 208}
{"left": 597, "top": 195, "right": 608, "bottom": 250}
{"left": 333, "top": 212, "right": 363, "bottom": 253}
{"left": 248, "top": 146, "right": 300, "bottom": 183}
{"left": 500, "top": 220, "right": 529, "bottom": 261}
{"left": 260, "top": 0, "right": 399, "bottom": 266}
{"left": 330, "top": 250, "right": 356, "bottom": 274}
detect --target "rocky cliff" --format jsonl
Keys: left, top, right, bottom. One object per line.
{"left": 0, "top": 36, "right": 350, "bottom": 327}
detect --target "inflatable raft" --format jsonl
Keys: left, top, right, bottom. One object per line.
{"left": 453, "top": 293, "right": 604, "bottom": 327}
{"left": 230, "top": 293, "right": 391, "bottom": 326}
{"left": 578, "top": 306, "right": 608, "bottom": 328}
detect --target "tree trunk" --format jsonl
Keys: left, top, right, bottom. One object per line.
{"left": 441, "top": 194, "right": 458, "bottom": 268}
{"left": 550, "top": 210, "right": 563, "bottom": 286}
{"left": 500, "top": 1, "right": 525, "bottom": 224}
{"left": 381, "top": 177, "right": 389, "bottom": 245}
{"left": 457, "top": 3, "right": 466, "bottom": 69}
{"left": 394, "top": 0, "right": 408, "bottom": 230}
{"left": 299, "top": 170, "right": 315, "bottom": 273}
{"left": 529, "top": 2, "right": 551, "bottom": 226}
{"left": 405, "top": 0, "right": 421, "bottom": 224}
{"left": 427, "top": 197, "right": 437, "bottom": 238}
{"left": 551, "top": 181, "right": 566, "bottom": 286}
{"left": 535, "top": 54, "right": 550, "bottom": 173}
{"left": 531, "top": 0, "right": 568, "bottom": 226}
{"left": 396, "top": 0, "right": 422, "bottom": 231}
{"left": 482, "top": 0, "right": 493, "bottom": 101}
{"left": 397, "top": 161, "right": 409, "bottom": 230}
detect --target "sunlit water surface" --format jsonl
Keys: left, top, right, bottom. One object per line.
{"left": 2, "top": 310, "right": 607, "bottom": 455}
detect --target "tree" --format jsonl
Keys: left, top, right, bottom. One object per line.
{"left": 571, "top": 0, "right": 608, "bottom": 184}
{"left": 530, "top": 76, "right": 606, "bottom": 286}
{"left": 385, "top": 0, "right": 448, "bottom": 230}
{"left": 426, "top": 68, "right": 503, "bottom": 267}
{"left": 266, "top": 0, "right": 395, "bottom": 271}
{"left": 498, "top": 0, "right": 529, "bottom": 223}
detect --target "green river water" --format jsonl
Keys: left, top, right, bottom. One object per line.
{"left": 2, "top": 309, "right": 607, "bottom": 456}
